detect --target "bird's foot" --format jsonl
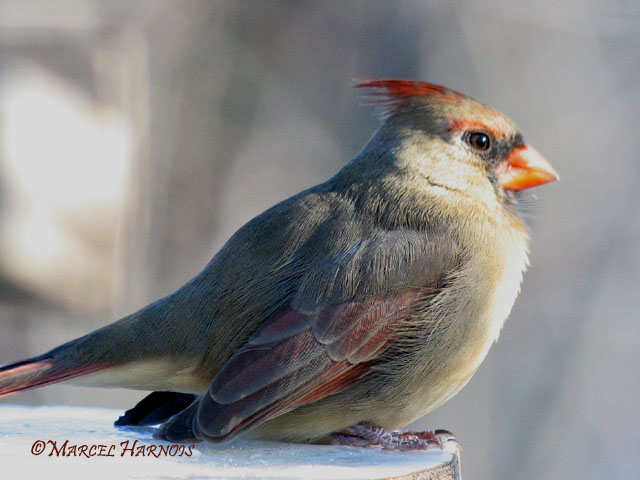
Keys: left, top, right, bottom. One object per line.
{"left": 331, "top": 423, "right": 458, "bottom": 451}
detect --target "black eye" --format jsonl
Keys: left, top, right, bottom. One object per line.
{"left": 466, "top": 131, "right": 492, "bottom": 152}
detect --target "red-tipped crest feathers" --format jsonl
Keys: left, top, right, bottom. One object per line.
{"left": 355, "top": 79, "right": 464, "bottom": 116}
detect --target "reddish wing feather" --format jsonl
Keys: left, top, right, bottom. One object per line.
{"left": 210, "top": 328, "right": 324, "bottom": 404}
{"left": 194, "top": 292, "right": 421, "bottom": 442}
{"left": 195, "top": 356, "right": 363, "bottom": 440}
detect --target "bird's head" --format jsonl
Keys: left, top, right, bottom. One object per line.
{"left": 349, "top": 79, "right": 558, "bottom": 223}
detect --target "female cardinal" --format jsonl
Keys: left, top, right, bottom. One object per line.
{"left": 0, "top": 79, "right": 557, "bottom": 449}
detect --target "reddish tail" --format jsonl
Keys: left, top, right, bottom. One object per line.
{"left": 0, "top": 355, "right": 108, "bottom": 397}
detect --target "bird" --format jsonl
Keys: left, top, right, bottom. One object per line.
{"left": 0, "top": 79, "right": 557, "bottom": 449}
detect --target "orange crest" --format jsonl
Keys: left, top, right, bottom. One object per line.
{"left": 355, "top": 79, "right": 463, "bottom": 116}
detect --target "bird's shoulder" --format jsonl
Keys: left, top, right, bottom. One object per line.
{"left": 209, "top": 182, "right": 460, "bottom": 292}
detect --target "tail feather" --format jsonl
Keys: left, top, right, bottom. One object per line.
{"left": 0, "top": 300, "right": 194, "bottom": 398}
{"left": 0, "top": 355, "right": 108, "bottom": 397}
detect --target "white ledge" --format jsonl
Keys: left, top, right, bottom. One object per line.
{"left": 0, "top": 405, "right": 459, "bottom": 479}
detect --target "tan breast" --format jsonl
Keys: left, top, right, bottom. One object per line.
{"left": 377, "top": 216, "right": 530, "bottom": 430}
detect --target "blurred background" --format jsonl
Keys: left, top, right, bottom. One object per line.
{"left": 0, "top": 1, "right": 638, "bottom": 478}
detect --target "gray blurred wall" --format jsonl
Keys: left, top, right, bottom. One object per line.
{"left": 0, "top": 1, "right": 639, "bottom": 478}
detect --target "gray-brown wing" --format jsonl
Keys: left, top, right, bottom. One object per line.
{"left": 156, "top": 230, "right": 460, "bottom": 443}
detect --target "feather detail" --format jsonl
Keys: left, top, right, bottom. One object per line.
{"left": 0, "top": 356, "right": 108, "bottom": 396}
{"left": 355, "top": 78, "right": 464, "bottom": 116}
{"left": 187, "top": 291, "right": 424, "bottom": 442}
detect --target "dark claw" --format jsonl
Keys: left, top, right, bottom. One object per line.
{"left": 331, "top": 423, "right": 459, "bottom": 451}
{"left": 115, "top": 391, "right": 198, "bottom": 427}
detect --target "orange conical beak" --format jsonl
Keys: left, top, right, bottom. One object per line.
{"left": 496, "top": 144, "right": 559, "bottom": 190}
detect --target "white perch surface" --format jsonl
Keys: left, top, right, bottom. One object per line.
{"left": 0, "top": 405, "right": 459, "bottom": 479}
